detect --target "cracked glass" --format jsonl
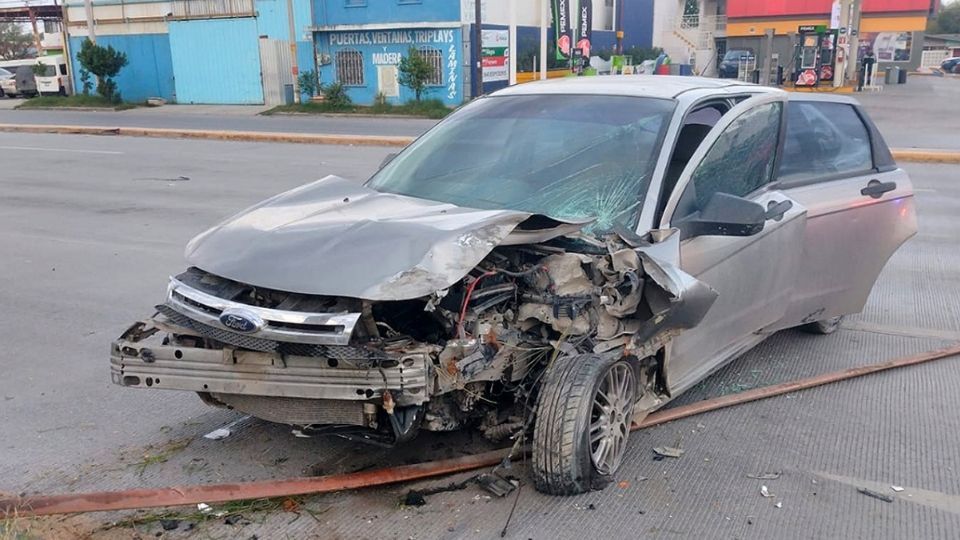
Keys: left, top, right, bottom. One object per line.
{"left": 367, "top": 94, "right": 675, "bottom": 233}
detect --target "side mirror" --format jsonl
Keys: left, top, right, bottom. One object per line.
{"left": 675, "top": 192, "right": 767, "bottom": 240}
{"left": 379, "top": 153, "right": 398, "bottom": 170}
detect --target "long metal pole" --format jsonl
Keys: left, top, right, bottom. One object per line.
{"left": 5, "top": 343, "right": 959, "bottom": 518}
{"left": 509, "top": 0, "right": 517, "bottom": 85}
{"left": 474, "top": 0, "right": 483, "bottom": 96}
{"left": 287, "top": 0, "right": 300, "bottom": 104}
{"left": 540, "top": 0, "right": 548, "bottom": 80}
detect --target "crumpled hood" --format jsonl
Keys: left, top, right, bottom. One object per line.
{"left": 185, "top": 175, "right": 538, "bottom": 300}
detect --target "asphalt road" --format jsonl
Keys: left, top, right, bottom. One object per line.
{"left": 1, "top": 132, "right": 959, "bottom": 539}
{"left": 1, "top": 75, "right": 957, "bottom": 150}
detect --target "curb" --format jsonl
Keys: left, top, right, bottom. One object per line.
{"left": 890, "top": 149, "right": 960, "bottom": 164}
{"left": 0, "top": 123, "right": 413, "bottom": 147}
{"left": 2, "top": 122, "right": 959, "bottom": 162}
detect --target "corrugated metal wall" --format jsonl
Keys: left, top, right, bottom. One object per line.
{"left": 168, "top": 18, "right": 264, "bottom": 104}
{"left": 69, "top": 34, "right": 175, "bottom": 102}
{"left": 259, "top": 38, "right": 293, "bottom": 106}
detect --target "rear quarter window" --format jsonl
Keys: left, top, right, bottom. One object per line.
{"left": 778, "top": 101, "right": 874, "bottom": 183}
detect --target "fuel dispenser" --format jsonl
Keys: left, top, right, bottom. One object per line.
{"left": 794, "top": 25, "right": 839, "bottom": 87}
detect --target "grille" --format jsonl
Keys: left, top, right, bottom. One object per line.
{"left": 214, "top": 394, "right": 366, "bottom": 426}
{"left": 158, "top": 304, "right": 394, "bottom": 362}
{"left": 158, "top": 304, "right": 279, "bottom": 352}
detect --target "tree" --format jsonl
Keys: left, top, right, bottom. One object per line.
{"left": 0, "top": 23, "right": 33, "bottom": 60}
{"left": 76, "top": 39, "right": 128, "bottom": 102}
{"left": 397, "top": 47, "right": 436, "bottom": 102}
{"left": 928, "top": 3, "right": 960, "bottom": 34}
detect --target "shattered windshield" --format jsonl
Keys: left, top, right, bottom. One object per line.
{"left": 366, "top": 94, "right": 674, "bottom": 233}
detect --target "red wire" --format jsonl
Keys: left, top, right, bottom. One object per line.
{"left": 457, "top": 270, "right": 498, "bottom": 338}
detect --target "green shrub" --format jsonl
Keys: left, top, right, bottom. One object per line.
{"left": 76, "top": 39, "right": 128, "bottom": 102}
{"left": 320, "top": 81, "right": 352, "bottom": 109}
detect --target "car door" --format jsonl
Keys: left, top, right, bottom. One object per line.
{"left": 767, "top": 98, "right": 917, "bottom": 330}
{"left": 657, "top": 93, "right": 807, "bottom": 394}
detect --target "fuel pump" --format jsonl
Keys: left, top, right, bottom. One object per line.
{"left": 794, "top": 24, "right": 831, "bottom": 87}
{"left": 818, "top": 30, "right": 839, "bottom": 82}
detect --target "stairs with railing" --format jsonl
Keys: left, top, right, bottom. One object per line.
{"left": 670, "top": 14, "right": 725, "bottom": 76}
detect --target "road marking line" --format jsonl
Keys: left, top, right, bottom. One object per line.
{"left": 0, "top": 145, "right": 123, "bottom": 155}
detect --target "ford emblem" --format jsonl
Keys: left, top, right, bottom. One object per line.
{"left": 218, "top": 308, "right": 264, "bottom": 333}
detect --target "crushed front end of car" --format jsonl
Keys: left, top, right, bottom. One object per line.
{"left": 111, "top": 174, "right": 716, "bottom": 492}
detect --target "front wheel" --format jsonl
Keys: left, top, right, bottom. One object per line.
{"left": 532, "top": 354, "right": 637, "bottom": 495}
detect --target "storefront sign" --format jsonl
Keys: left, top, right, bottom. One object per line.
{"left": 329, "top": 30, "right": 456, "bottom": 47}
{"left": 481, "top": 29, "right": 508, "bottom": 82}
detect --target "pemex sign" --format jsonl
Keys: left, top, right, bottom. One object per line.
{"left": 552, "top": 0, "right": 592, "bottom": 61}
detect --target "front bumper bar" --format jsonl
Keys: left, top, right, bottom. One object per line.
{"left": 110, "top": 323, "right": 431, "bottom": 406}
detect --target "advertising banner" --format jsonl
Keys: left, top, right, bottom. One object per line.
{"left": 552, "top": 0, "right": 572, "bottom": 60}
{"left": 481, "top": 29, "right": 509, "bottom": 82}
{"left": 858, "top": 32, "right": 913, "bottom": 63}
{"left": 576, "top": 0, "right": 592, "bottom": 58}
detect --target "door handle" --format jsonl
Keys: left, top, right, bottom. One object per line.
{"left": 765, "top": 199, "right": 793, "bottom": 221}
{"left": 861, "top": 179, "right": 897, "bottom": 199}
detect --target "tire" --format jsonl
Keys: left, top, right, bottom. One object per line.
{"left": 533, "top": 353, "right": 637, "bottom": 495}
{"left": 801, "top": 315, "right": 843, "bottom": 335}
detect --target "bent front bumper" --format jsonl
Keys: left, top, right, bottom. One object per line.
{"left": 110, "top": 322, "right": 432, "bottom": 406}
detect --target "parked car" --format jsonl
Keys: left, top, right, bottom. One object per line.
{"left": 940, "top": 56, "right": 960, "bottom": 73}
{"left": 0, "top": 67, "right": 12, "bottom": 97}
{"left": 0, "top": 65, "right": 37, "bottom": 98}
{"left": 718, "top": 50, "right": 754, "bottom": 78}
{"left": 111, "top": 77, "right": 916, "bottom": 495}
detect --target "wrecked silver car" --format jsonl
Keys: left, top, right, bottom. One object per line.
{"left": 111, "top": 77, "right": 917, "bottom": 495}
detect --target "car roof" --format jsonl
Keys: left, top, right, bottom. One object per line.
{"left": 491, "top": 75, "right": 768, "bottom": 100}
{"left": 787, "top": 92, "right": 861, "bottom": 106}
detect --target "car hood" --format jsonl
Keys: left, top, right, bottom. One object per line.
{"left": 185, "top": 175, "right": 587, "bottom": 301}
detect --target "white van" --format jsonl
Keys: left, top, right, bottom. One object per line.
{"left": 0, "top": 55, "right": 72, "bottom": 97}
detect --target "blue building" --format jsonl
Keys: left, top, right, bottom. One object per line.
{"left": 313, "top": 0, "right": 654, "bottom": 105}
{"left": 63, "top": 0, "right": 653, "bottom": 105}
{"left": 64, "top": 0, "right": 314, "bottom": 104}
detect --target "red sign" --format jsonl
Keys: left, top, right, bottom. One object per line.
{"left": 482, "top": 56, "right": 506, "bottom": 68}
{"left": 727, "top": 0, "right": 929, "bottom": 17}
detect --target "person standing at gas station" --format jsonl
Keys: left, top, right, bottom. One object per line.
{"left": 861, "top": 49, "right": 876, "bottom": 88}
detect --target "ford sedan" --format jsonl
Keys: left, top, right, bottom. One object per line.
{"left": 111, "top": 77, "right": 916, "bottom": 495}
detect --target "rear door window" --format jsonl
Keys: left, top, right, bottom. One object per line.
{"left": 778, "top": 101, "right": 874, "bottom": 183}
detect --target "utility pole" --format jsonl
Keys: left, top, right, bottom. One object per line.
{"left": 616, "top": 0, "right": 625, "bottom": 54}
{"left": 287, "top": 0, "right": 300, "bottom": 104}
{"left": 540, "top": 0, "right": 547, "bottom": 80}
{"left": 474, "top": 0, "right": 483, "bottom": 97}
{"left": 83, "top": 0, "right": 96, "bottom": 42}
{"left": 27, "top": 6, "right": 43, "bottom": 55}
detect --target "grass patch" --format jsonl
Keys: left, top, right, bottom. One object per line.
{"left": 15, "top": 95, "right": 137, "bottom": 111}
{"left": 264, "top": 98, "right": 450, "bottom": 119}
{"left": 130, "top": 438, "right": 191, "bottom": 476}
{"left": 99, "top": 495, "right": 329, "bottom": 535}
